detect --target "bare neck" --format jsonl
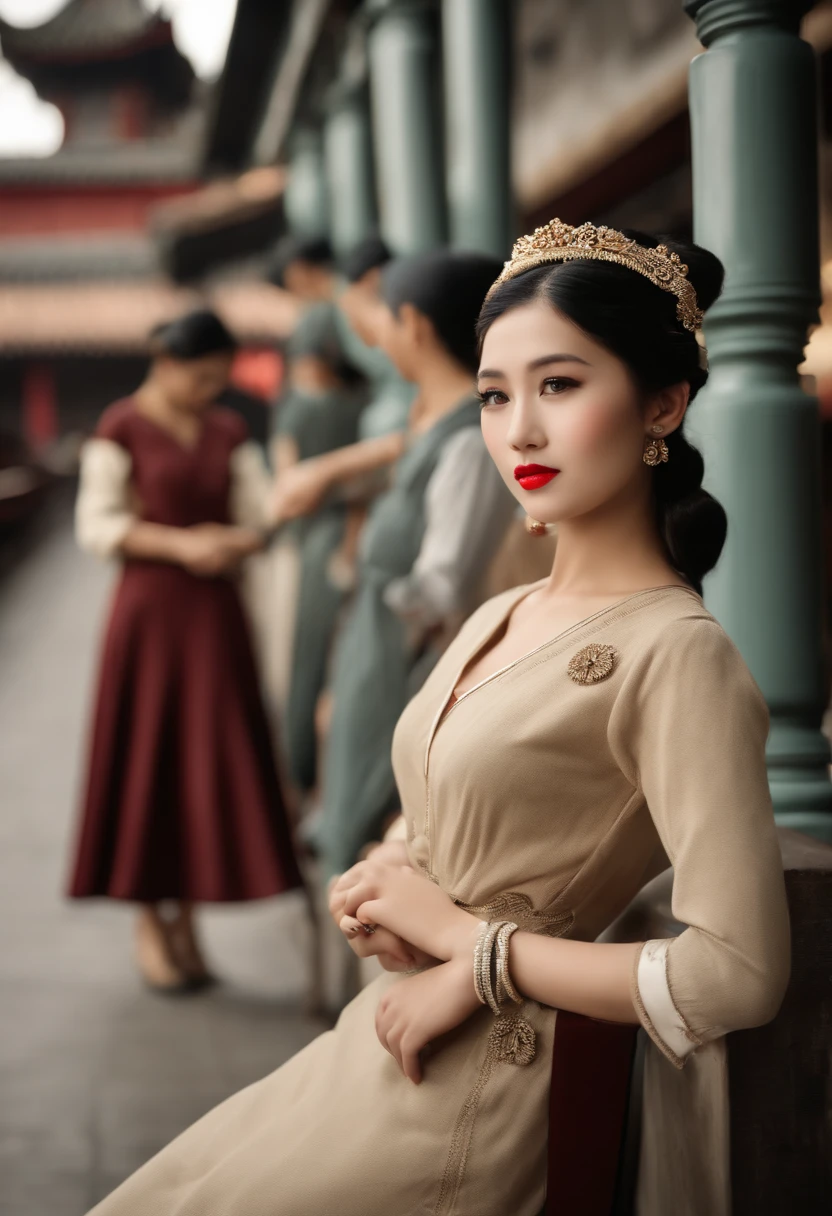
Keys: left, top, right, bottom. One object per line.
{"left": 134, "top": 380, "right": 199, "bottom": 431}
{"left": 543, "top": 484, "right": 684, "bottom": 601}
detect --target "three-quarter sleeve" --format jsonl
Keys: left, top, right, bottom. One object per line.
{"left": 608, "top": 616, "right": 790, "bottom": 1068}
{"left": 75, "top": 438, "right": 135, "bottom": 560}
{"left": 383, "top": 427, "right": 514, "bottom": 628}
{"left": 228, "top": 440, "right": 273, "bottom": 531}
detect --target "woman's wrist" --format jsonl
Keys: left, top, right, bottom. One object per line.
{"left": 437, "top": 909, "right": 482, "bottom": 965}
{"left": 165, "top": 527, "right": 196, "bottom": 565}
{"left": 226, "top": 526, "right": 266, "bottom": 554}
{"left": 445, "top": 952, "right": 484, "bottom": 1014}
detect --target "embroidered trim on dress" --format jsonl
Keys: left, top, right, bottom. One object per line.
{"left": 453, "top": 891, "right": 574, "bottom": 937}
{"left": 433, "top": 903, "right": 572, "bottom": 1214}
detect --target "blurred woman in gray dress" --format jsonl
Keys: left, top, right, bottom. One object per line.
{"left": 316, "top": 250, "right": 516, "bottom": 877}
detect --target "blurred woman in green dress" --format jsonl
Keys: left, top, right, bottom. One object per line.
{"left": 273, "top": 305, "right": 365, "bottom": 786}
{"left": 282, "top": 237, "right": 415, "bottom": 795}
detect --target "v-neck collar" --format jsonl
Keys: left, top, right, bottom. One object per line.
{"left": 423, "top": 582, "right": 700, "bottom": 775}
{"left": 132, "top": 402, "right": 206, "bottom": 454}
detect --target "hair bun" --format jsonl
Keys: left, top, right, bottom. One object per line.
{"left": 662, "top": 488, "right": 728, "bottom": 595}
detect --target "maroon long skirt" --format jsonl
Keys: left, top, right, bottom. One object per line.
{"left": 69, "top": 562, "right": 302, "bottom": 902}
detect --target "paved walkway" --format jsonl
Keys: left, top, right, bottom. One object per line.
{"left": 0, "top": 497, "right": 323, "bottom": 1215}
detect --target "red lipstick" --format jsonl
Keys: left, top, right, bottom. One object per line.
{"left": 514, "top": 463, "right": 560, "bottom": 491}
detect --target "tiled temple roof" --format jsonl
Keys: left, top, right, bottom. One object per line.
{"left": 0, "top": 0, "right": 170, "bottom": 63}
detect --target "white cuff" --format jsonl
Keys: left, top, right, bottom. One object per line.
{"left": 636, "top": 939, "right": 699, "bottom": 1065}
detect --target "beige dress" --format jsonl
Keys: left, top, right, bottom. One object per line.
{"left": 89, "top": 583, "right": 790, "bottom": 1216}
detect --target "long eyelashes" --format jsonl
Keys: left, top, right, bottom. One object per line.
{"left": 478, "top": 377, "right": 579, "bottom": 408}
{"left": 542, "top": 377, "right": 579, "bottom": 393}
{"left": 478, "top": 389, "right": 508, "bottom": 408}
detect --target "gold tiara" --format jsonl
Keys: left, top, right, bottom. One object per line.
{"left": 487, "top": 218, "right": 704, "bottom": 333}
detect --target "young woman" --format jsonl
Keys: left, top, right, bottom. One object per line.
{"left": 88, "top": 224, "right": 789, "bottom": 1215}
{"left": 315, "top": 249, "right": 516, "bottom": 877}
{"left": 69, "top": 310, "right": 302, "bottom": 993}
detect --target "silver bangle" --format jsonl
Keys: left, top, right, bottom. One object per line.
{"left": 495, "top": 921, "right": 522, "bottom": 1004}
{"left": 472, "top": 920, "right": 489, "bottom": 1006}
{"left": 480, "top": 920, "right": 508, "bottom": 1015}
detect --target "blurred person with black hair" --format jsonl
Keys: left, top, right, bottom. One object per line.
{"left": 314, "top": 250, "right": 515, "bottom": 877}
{"left": 268, "top": 234, "right": 336, "bottom": 302}
{"left": 275, "top": 306, "right": 366, "bottom": 791}
{"left": 69, "top": 310, "right": 302, "bottom": 993}
{"left": 262, "top": 236, "right": 364, "bottom": 714}
{"left": 336, "top": 235, "right": 416, "bottom": 441}
{"left": 279, "top": 237, "right": 421, "bottom": 795}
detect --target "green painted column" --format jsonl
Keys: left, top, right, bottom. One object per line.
{"left": 366, "top": 0, "right": 446, "bottom": 253}
{"left": 283, "top": 127, "right": 330, "bottom": 239}
{"left": 685, "top": 0, "right": 832, "bottom": 837}
{"left": 324, "top": 82, "right": 378, "bottom": 258}
{"left": 442, "top": 0, "right": 511, "bottom": 257}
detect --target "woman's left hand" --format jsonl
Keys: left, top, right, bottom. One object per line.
{"left": 375, "top": 957, "right": 481, "bottom": 1083}
{"left": 332, "top": 856, "right": 479, "bottom": 963}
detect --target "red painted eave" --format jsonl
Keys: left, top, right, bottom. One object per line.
{"left": 0, "top": 182, "right": 200, "bottom": 237}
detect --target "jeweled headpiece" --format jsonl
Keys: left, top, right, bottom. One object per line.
{"left": 487, "top": 219, "right": 704, "bottom": 333}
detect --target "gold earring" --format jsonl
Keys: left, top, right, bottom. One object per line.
{"left": 525, "top": 516, "right": 549, "bottom": 537}
{"left": 643, "top": 435, "right": 669, "bottom": 467}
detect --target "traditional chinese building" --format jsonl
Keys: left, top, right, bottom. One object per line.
{"left": 0, "top": 0, "right": 292, "bottom": 448}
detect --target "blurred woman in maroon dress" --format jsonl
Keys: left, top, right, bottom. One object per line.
{"left": 69, "top": 310, "right": 302, "bottom": 993}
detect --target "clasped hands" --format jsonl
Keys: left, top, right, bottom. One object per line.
{"left": 176, "top": 522, "right": 262, "bottom": 577}
{"left": 328, "top": 843, "right": 482, "bottom": 1084}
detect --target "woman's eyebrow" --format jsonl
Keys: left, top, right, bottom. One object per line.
{"left": 477, "top": 353, "right": 590, "bottom": 380}
{"left": 528, "top": 353, "right": 590, "bottom": 370}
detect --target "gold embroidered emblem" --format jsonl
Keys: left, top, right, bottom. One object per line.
{"left": 453, "top": 891, "right": 573, "bottom": 937}
{"left": 492, "top": 1014, "right": 536, "bottom": 1066}
{"left": 567, "top": 642, "right": 617, "bottom": 684}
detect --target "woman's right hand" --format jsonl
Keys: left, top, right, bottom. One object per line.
{"left": 328, "top": 842, "right": 436, "bottom": 973}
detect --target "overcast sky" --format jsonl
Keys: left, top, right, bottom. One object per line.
{"left": 0, "top": 0, "right": 238, "bottom": 157}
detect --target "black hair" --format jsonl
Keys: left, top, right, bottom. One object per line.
{"left": 382, "top": 249, "right": 502, "bottom": 374}
{"left": 476, "top": 230, "right": 727, "bottom": 595}
{"left": 268, "top": 234, "right": 334, "bottom": 288}
{"left": 149, "top": 309, "right": 237, "bottom": 360}
{"left": 341, "top": 235, "right": 392, "bottom": 283}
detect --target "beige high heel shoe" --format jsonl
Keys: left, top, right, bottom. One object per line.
{"left": 135, "top": 908, "right": 191, "bottom": 995}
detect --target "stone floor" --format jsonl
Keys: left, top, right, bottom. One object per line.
{"left": 0, "top": 496, "right": 324, "bottom": 1215}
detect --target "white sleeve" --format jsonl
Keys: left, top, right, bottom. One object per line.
{"left": 228, "top": 441, "right": 273, "bottom": 531}
{"left": 75, "top": 438, "right": 135, "bottom": 561}
{"left": 383, "top": 427, "right": 514, "bottom": 628}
